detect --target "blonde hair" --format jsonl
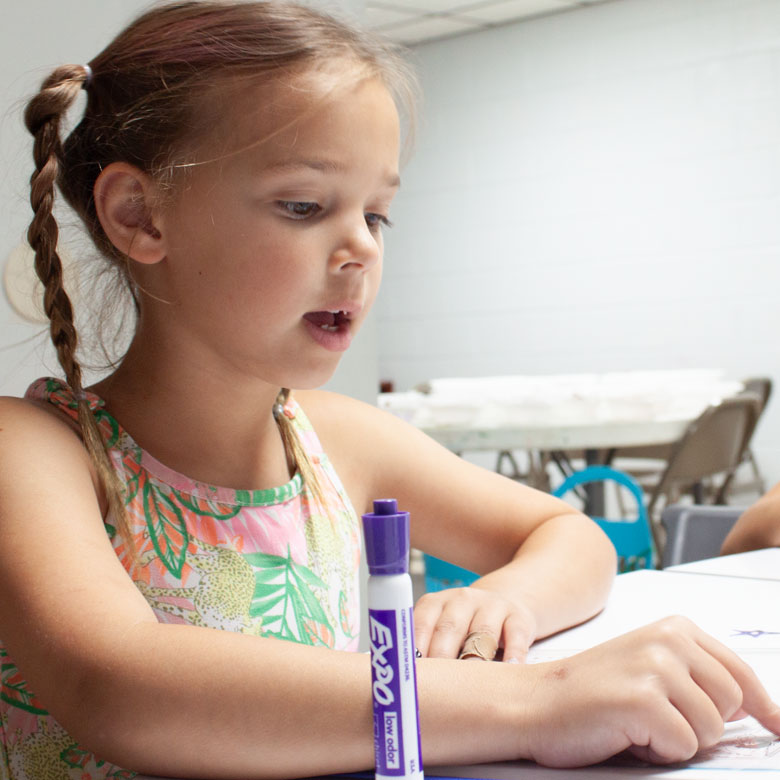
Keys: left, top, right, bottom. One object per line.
{"left": 24, "top": 1, "right": 418, "bottom": 540}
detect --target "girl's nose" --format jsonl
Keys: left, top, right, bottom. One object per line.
{"left": 328, "top": 216, "right": 381, "bottom": 272}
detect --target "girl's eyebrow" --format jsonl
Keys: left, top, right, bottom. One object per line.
{"left": 266, "top": 158, "right": 401, "bottom": 189}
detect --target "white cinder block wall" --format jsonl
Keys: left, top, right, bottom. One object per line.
{"left": 378, "top": 0, "right": 780, "bottom": 488}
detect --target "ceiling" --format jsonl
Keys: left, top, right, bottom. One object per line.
{"left": 364, "top": 0, "right": 612, "bottom": 45}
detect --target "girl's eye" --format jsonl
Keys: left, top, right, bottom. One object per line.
{"left": 278, "top": 201, "right": 321, "bottom": 219}
{"left": 365, "top": 213, "right": 393, "bottom": 231}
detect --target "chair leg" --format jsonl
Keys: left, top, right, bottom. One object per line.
{"left": 647, "top": 496, "right": 666, "bottom": 568}
{"left": 550, "top": 451, "right": 588, "bottom": 504}
{"left": 496, "top": 450, "right": 522, "bottom": 480}
{"left": 748, "top": 450, "right": 766, "bottom": 493}
{"left": 528, "top": 450, "right": 552, "bottom": 492}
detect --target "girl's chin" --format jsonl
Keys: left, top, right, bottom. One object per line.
{"left": 283, "top": 355, "right": 346, "bottom": 392}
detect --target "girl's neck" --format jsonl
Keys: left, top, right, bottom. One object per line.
{"left": 90, "top": 336, "right": 294, "bottom": 492}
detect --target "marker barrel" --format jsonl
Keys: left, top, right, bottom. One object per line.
{"left": 363, "top": 499, "right": 424, "bottom": 780}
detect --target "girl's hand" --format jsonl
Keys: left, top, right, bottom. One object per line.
{"left": 413, "top": 586, "right": 538, "bottom": 663}
{"left": 522, "top": 615, "right": 780, "bottom": 767}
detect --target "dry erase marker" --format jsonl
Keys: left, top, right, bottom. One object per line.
{"left": 362, "top": 499, "right": 424, "bottom": 780}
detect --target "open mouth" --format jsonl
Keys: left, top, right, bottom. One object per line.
{"left": 303, "top": 310, "right": 351, "bottom": 332}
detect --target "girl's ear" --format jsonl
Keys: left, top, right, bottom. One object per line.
{"left": 93, "top": 162, "right": 166, "bottom": 265}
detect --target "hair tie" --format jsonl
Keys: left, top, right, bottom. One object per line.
{"left": 82, "top": 64, "right": 93, "bottom": 90}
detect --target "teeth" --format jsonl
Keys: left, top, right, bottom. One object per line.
{"left": 320, "top": 324, "right": 339, "bottom": 332}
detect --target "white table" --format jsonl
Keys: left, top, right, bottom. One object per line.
{"left": 382, "top": 372, "right": 743, "bottom": 439}
{"left": 668, "top": 547, "right": 780, "bottom": 580}
{"left": 381, "top": 371, "right": 744, "bottom": 514}
{"left": 418, "top": 416, "right": 690, "bottom": 456}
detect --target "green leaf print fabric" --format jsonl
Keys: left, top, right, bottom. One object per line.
{"left": 0, "top": 378, "right": 361, "bottom": 779}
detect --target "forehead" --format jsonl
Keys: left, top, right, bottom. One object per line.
{"left": 199, "top": 70, "right": 401, "bottom": 173}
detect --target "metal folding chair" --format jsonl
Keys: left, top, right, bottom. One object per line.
{"left": 660, "top": 504, "right": 745, "bottom": 568}
{"left": 645, "top": 393, "right": 762, "bottom": 554}
{"left": 726, "top": 377, "right": 772, "bottom": 498}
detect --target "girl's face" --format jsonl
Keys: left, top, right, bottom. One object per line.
{"left": 146, "top": 72, "right": 401, "bottom": 390}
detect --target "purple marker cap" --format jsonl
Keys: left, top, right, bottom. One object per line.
{"left": 362, "top": 498, "right": 410, "bottom": 575}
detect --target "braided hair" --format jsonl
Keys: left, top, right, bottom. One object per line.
{"left": 24, "top": 64, "right": 128, "bottom": 539}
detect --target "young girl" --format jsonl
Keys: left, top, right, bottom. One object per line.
{"left": 1, "top": 2, "right": 779, "bottom": 778}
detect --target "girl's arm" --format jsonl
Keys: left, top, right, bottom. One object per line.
{"left": 721, "top": 481, "right": 780, "bottom": 555}
{"left": 303, "top": 391, "right": 617, "bottom": 659}
{"left": 2, "top": 397, "right": 780, "bottom": 778}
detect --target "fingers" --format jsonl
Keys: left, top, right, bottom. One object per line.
{"left": 622, "top": 617, "right": 780, "bottom": 763}
{"left": 645, "top": 618, "right": 776, "bottom": 754}
{"left": 628, "top": 705, "right": 699, "bottom": 765}
{"left": 693, "top": 628, "right": 780, "bottom": 736}
{"left": 727, "top": 707, "right": 748, "bottom": 722}
{"left": 414, "top": 589, "right": 501, "bottom": 659}
{"left": 412, "top": 591, "right": 448, "bottom": 658}
{"left": 732, "top": 670, "right": 780, "bottom": 735}
{"left": 413, "top": 588, "right": 533, "bottom": 662}
{"left": 669, "top": 666, "right": 734, "bottom": 752}
{"left": 686, "top": 647, "right": 744, "bottom": 725}
{"left": 455, "top": 597, "right": 505, "bottom": 661}
{"left": 501, "top": 608, "right": 536, "bottom": 663}
{"left": 623, "top": 656, "right": 727, "bottom": 763}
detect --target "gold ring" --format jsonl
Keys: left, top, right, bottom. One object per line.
{"left": 458, "top": 631, "right": 498, "bottom": 661}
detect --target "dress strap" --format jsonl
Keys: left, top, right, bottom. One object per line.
{"left": 24, "top": 377, "right": 119, "bottom": 448}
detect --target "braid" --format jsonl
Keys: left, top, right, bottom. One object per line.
{"left": 24, "top": 65, "right": 133, "bottom": 550}
{"left": 275, "top": 389, "right": 329, "bottom": 518}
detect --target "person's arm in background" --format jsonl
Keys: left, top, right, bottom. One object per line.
{"left": 721, "top": 481, "right": 780, "bottom": 555}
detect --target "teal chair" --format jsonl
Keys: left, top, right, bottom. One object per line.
{"left": 553, "top": 465, "right": 655, "bottom": 572}
{"left": 422, "top": 554, "right": 478, "bottom": 592}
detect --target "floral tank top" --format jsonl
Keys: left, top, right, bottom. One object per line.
{"left": 0, "top": 377, "right": 361, "bottom": 780}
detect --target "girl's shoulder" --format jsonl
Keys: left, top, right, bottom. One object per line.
{"left": 0, "top": 384, "right": 81, "bottom": 440}
{"left": 10, "top": 376, "right": 84, "bottom": 431}
{"left": 293, "top": 388, "right": 440, "bottom": 510}
{"left": 295, "top": 387, "right": 445, "bottom": 464}
{"left": 294, "top": 388, "right": 403, "bottom": 445}
{"left": 0, "top": 389, "right": 101, "bottom": 498}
